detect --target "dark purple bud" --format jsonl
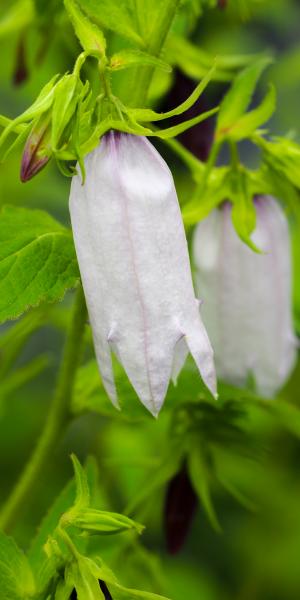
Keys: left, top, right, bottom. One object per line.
{"left": 13, "top": 35, "right": 28, "bottom": 86}
{"left": 70, "top": 589, "right": 77, "bottom": 599}
{"left": 99, "top": 580, "right": 113, "bottom": 599}
{"left": 218, "top": 0, "right": 227, "bottom": 9}
{"left": 20, "top": 117, "right": 51, "bottom": 182}
{"left": 164, "top": 463, "right": 198, "bottom": 555}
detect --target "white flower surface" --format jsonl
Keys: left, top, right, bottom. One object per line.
{"left": 70, "top": 132, "right": 216, "bottom": 415}
{"left": 193, "top": 197, "right": 297, "bottom": 397}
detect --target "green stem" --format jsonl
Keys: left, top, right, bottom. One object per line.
{"left": 0, "top": 285, "right": 87, "bottom": 533}
{"left": 162, "top": 135, "right": 205, "bottom": 176}
{"left": 229, "top": 139, "right": 240, "bottom": 171}
{"left": 191, "top": 139, "right": 222, "bottom": 203}
{"left": 127, "top": 0, "right": 180, "bottom": 106}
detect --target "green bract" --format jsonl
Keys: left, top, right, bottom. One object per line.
{"left": 0, "top": 0, "right": 220, "bottom": 182}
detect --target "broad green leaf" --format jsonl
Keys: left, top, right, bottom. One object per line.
{"left": 110, "top": 50, "right": 171, "bottom": 73}
{"left": 0, "top": 531, "right": 36, "bottom": 600}
{"left": 64, "top": 0, "right": 106, "bottom": 55}
{"left": 229, "top": 84, "right": 276, "bottom": 141}
{"left": 187, "top": 443, "right": 222, "bottom": 532}
{"left": 77, "top": 0, "right": 143, "bottom": 45}
{"left": 216, "top": 58, "right": 272, "bottom": 138}
{"left": 133, "top": 0, "right": 172, "bottom": 44}
{"left": 0, "top": 206, "right": 79, "bottom": 324}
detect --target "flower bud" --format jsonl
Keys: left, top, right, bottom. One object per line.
{"left": 193, "top": 196, "right": 297, "bottom": 397}
{"left": 69, "top": 132, "right": 216, "bottom": 416}
{"left": 164, "top": 463, "right": 198, "bottom": 554}
{"left": 20, "top": 115, "right": 51, "bottom": 182}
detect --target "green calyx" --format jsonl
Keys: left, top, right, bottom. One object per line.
{"left": 0, "top": 0, "right": 219, "bottom": 183}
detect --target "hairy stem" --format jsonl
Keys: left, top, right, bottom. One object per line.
{"left": 0, "top": 285, "right": 87, "bottom": 532}
{"left": 127, "top": 0, "right": 180, "bottom": 106}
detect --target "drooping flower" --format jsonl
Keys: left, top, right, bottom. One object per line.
{"left": 193, "top": 196, "right": 297, "bottom": 397}
{"left": 69, "top": 132, "right": 216, "bottom": 416}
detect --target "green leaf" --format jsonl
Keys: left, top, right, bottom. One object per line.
{"left": 0, "top": 205, "right": 79, "bottom": 324}
{"left": 187, "top": 443, "right": 222, "bottom": 533}
{"left": 64, "top": 0, "right": 106, "bottom": 55}
{"left": 230, "top": 171, "right": 259, "bottom": 251}
{"left": 166, "top": 34, "right": 259, "bottom": 83}
{"left": 0, "top": 76, "right": 59, "bottom": 151}
{"left": 29, "top": 459, "right": 98, "bottom": 595}
{"left": 51, "top": 75, "right": 78, "bottom": 149}
{"left": 109, "top": 49, "right": 171, "bottom": 73}
{"left": 91, "top": 559, "right": 168, "bottom": 600}
{"left": 77, "top": 0, "right": 143, "bottom": 45}
{"left": 0, "top": 531, "right": 36, "bottom": 600}
{"left": 67, "top": 556, "right": 104, "bottom": 600}
{"left": 71, "top": 454, "right": 90, "bottom": 511}
{"left": 228, "top": 84, "right": 276, "bottom": 142}
{"left": 71, "top": 555, "right": 171, "bottom": 600}
{"left": 216, "top": 58, "right": 272, "bottom": 138}
{"left": 154, "top": 108, "right": 219, "bottom": 139}
{"left": 182, "top": 167, "right": 231, "bottom": 226}
{"left": 254, "top": 135, "right": 300, "bottom": 191}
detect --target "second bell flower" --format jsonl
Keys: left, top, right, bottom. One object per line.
{"left": 193, "top": 196, "right": 297, "bottom": 397}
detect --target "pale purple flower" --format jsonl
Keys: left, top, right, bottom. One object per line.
{"left": 193, "top": 196, "right": 297, "bottom": 397}
{"left": 69, "top": 132, "right": 216, "bottom": 416}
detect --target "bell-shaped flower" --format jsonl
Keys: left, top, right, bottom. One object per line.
{"left": 193, "top": 196, "right": 297, "bottom": 397}
{"left": 69, "top": 132, "right": 216, "bottom": 416}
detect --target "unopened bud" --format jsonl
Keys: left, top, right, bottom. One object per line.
{"left": 20, "top": 116, "right": 51, "bottom": 182}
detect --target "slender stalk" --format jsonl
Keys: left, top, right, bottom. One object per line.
{"left": 190, "top": 139, "right": 222, "bottom": 203}
{"left": 0, "top": 285, "right": 87, "bottom": 533}
{"left": 127, "top": 0, "right": 181, "bottom": 106}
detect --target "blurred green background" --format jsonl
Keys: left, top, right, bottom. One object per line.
{"left": 0, "top": 1, "right": 300, "bottom": 599}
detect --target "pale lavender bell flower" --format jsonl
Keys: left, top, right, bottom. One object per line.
{"left": 69, "top": 132, "right": 216, "bottom": 416}
{"left": 193, "top": 196, "right": 297, "bottom": 397}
